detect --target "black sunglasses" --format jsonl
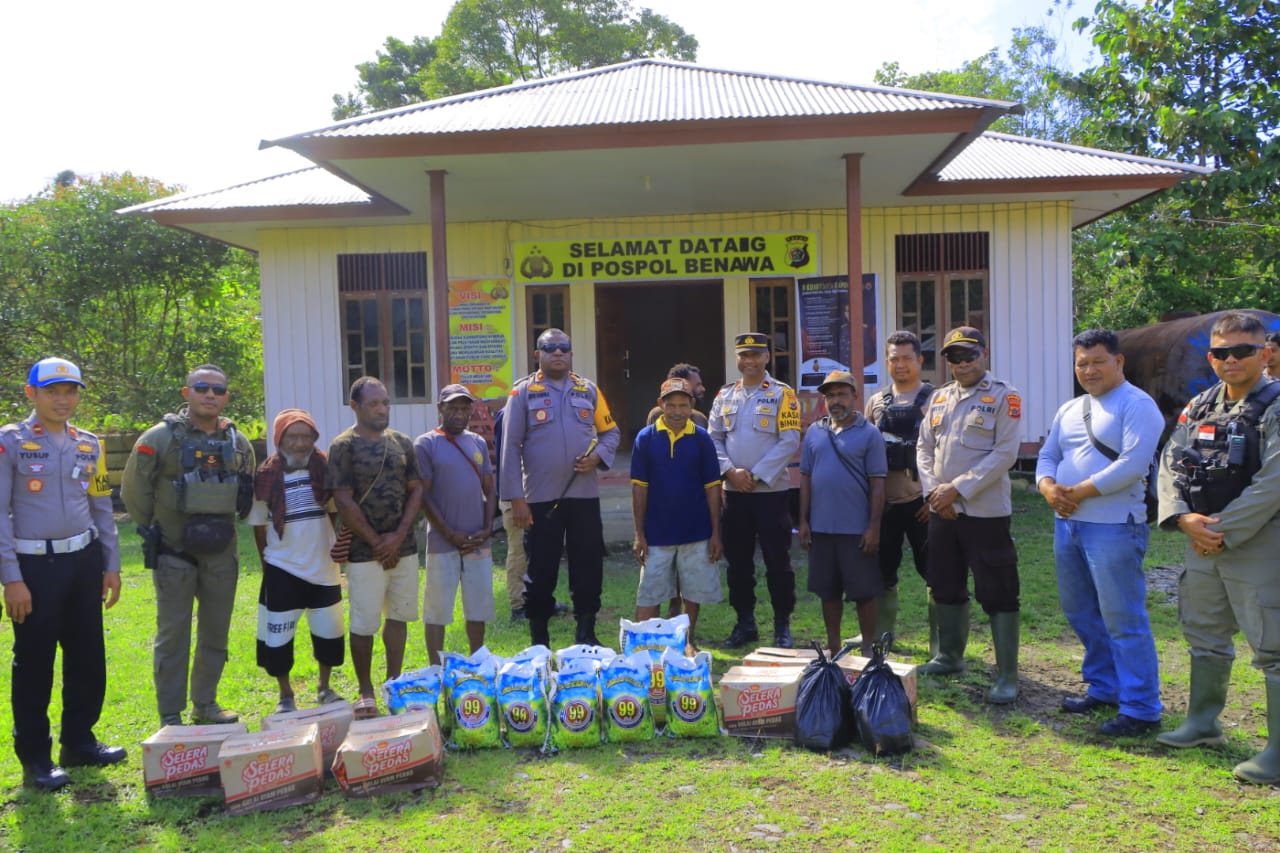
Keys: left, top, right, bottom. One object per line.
{"left": 1208, "top": 344, "right": 1262, "bottom": 361}
{"left": 190, "top": 382, "right": 229, "bottom": 395}
{"left": 944, "top": 350, "right": 979, "bottom": 364}
{"left": 539, "top": 343, "right": 572, "bottom": 353}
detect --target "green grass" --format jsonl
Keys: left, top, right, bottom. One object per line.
{"left": 2, "top": 482, "right": 1278, "bottom": 852}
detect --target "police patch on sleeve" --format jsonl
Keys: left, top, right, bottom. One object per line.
{"left": 1006, "top": 393, "right": 1022, "bottom": 419}
{"left": 778, "top": 388, "right": 801, "bottom": 432}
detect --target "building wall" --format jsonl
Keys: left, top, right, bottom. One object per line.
{"left": 257, "top": 201, "right": 1072, "bottom": 450}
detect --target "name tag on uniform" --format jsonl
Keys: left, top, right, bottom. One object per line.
{"left": 756, "top": 403, "right": 776, "bottom": 415}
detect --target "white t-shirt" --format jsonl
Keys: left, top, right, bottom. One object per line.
{"left": 247, "top": 469, "right": 340, "bottom": 586}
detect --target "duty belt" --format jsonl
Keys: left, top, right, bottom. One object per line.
{"left": 14, "top": 528, "right": 97, "bottom": 556}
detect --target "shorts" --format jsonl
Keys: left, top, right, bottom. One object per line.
{"left": 807, "top": 532, "right": 882, "bottom": 603}
{"left": 423, "top": 548, "right": 497, "bottom": 625}
{"left": 637, "top": 540, "right": 723, "bottom": 607}
{"left": 346, "top": 554, "right": 420, "bottom": 636}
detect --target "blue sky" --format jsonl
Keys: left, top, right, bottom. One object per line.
{"left": 0, "top": 0, "right": 1092, "bottom": 203}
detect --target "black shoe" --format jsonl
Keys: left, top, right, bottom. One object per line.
{"left": 722, "top": 621, "right": 759, "bottom": 649}
{"left": 773, "top": 623, "right": 793, "bottom": 649}
{"left": 60, "top": 741, "right": 127, "bottom": 768}
{"left": 574, "top": 614, "right": 600, "bottom": 647}
{"left": 1100, "top": 714, "right": 1161, "bottom": 738}
{"left": 22, "top": 760, "right": 71, "bottom": 792}
{"left": 1061, "top": 694, "right": 1119, "bottom": 714}
{"left": 510, "top": 607, "right": 527, "bottom": 622}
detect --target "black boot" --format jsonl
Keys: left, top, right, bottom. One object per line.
{"left": 574, "top": 613, "right": 601, "bottom": 647}
{"left": 773, "top": 616, "right": 793, "bottom": 649}
{"left": 723, "top": 614, "right": 759, "bottom": 649}
{"left": 529, "top": 618, "right": 551, "bottom": 648}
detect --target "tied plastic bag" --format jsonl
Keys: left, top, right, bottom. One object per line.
{"left": 497, "top": 659, "right": 551, "bottom": 750}
{"left": 794, "top": 642, "right": 853, "bottom": 751}
{"left": 441, "top": 647, "right": 502, "bottom": 749}
{"left": 660, "top": 648, "right": 720, "bottom": 738}
{"left": 554, "top": 644, "right": 616, "bottom": 669}
{"left": 620, "top": 615, "right": 689, "bottom": 726}
{"left": 547, "top": 658, "right": 603, "bottom": 751}
{"left": 848, "top": 633, "right": 913, "bottom": 755}
{"left": 382, "top": 665, "right": 443, "bottom": 716}
{"left": 600, "top": 652, "right": 654, "bottom": 743}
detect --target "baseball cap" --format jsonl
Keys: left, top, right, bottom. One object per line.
{"left": 659, "top": 377, "right": 694, "bottom": 399}
{"left": 817, "top": 370, "right": 858, "bottom": 394}
{"left": 28, "top": 358, "right": 86, "bottom": 388}
{"left": 734, "top": 332, "right": 770, "bottom": 352}
{"left": 439, "top": 384, "right": 478, "bottom": 403}
{"left": 940, "top": 326, "right": 987, "bottom": 354}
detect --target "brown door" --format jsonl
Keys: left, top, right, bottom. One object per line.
{"left": 595, "top": 282, "right": 725, "bottom": 447}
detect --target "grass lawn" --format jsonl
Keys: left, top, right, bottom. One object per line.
{"left": 2, "top": 481, "right": 1279, "bottom": 851}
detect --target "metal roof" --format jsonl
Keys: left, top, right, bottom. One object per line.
{"left": 939, "top": 132, "right": 1211, "bottom": 181}
{"left": 119, "top": 168, "right": 372, "bottom": 214}
{"left": 270, "top": 58, "right": 1018, "bottom": 144}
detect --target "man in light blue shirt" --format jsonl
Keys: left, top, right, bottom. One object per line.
{"left": 1036, "top": 328, "right": 1164, "bottom": 737}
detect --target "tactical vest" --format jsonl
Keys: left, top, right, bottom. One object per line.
{"left": 875, "top": 384, "right": 934, "bottom": 473}
{"left": 1174, "top": 380, "right": 1280, "bottom": 514}
{"left": 153, "top": 413, "right": 254, "bottom": 555}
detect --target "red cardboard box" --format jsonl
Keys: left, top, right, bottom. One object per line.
{"left": 142, "top": 723, "right": 247, "bottom": 798}
{"left": 718, "top": 666, "right": 802, "bottom": 739}
{"left": 742, "top": 647, "right": 918, "bottom": 707}
{"left": 219, "top": 725, "right": 323, "bottom": 815}
{"left": 261, "top": 700, "right": 354, "bottom": 774}
{"left": 332, "top": 709, "right": 445, "bottom": 797}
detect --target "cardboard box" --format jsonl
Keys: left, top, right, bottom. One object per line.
{"left": 261, "top": 700, "right": 354, "bottom": 774}
{"left": 742, "top": 647, "right": 919, "bottom": 707}
{"left": 142, "top": 723, "right": 247, "bottom": 798}
{"left": 718, "top": 666, "right": 802, "bottom": 739}
{"left": 332, "top": 709, "right": 445, "bottom": 797}
{"left": 219, "top": 725, "right": 323, "bottom": 815}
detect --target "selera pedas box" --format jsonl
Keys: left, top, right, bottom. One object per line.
{"left": 219, "top": 725, "right": 323, "bottom": 815}
{"left": 142, "top": 723, "right": 247, "bottom": 798}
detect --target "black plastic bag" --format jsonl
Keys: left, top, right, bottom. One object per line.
{"left": 794, "top": 642, "right": 852, "bottom": 751}
{"left": 848, "top": 633, "right": 913, "bottom": 755}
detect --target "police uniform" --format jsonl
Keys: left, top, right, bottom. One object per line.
{"left": 0, "top": 359, "right": 123, "bottom": 787}
{"left": 498, "top": 370, "right": 620, "bottom": 641}
{"left": 121, "top": 409, "right": 255, "bottom": 723}
{"left": 708, "top": 334, "right": 802, "bottom": 645}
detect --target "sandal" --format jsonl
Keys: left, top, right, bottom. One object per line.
{"left": 316, "top": 687, "right": 343, "bottom": 706}
{"left": 354, "top": 695, "right": 379, "bottom": 719}
{"left": 273, "top": 696, "right": 297, "bottom": 715}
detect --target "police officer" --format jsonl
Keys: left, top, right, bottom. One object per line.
{"left": 916, "top": 327, "right": 1023, "bottom": 704}
{"left": 122, "top": 363, "right": 255, "bottom": 726}
{"left": 1156, "top": 311, "right": 1280, "bottom": 784}
{"left": 863, "top": 330, "right": 935, "bottom": 651}
{"left": 709, "top": 332, "right": 802, "bottom": 648}
{"left": 499, "top": 328, "right": 621, "bottom": 648}
{"left": 1, "top": 358, "right": 124, "bottom": 791}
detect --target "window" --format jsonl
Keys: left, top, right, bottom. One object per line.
{"left": 524, "top": 285, "right": 570, "bottom": 373}
{"left": 895, "top": 233, "right": 989, "bottom": 386}
{"left": 338, "top": 252, "right": 430, "bottom": 401}
{"left": 750, "top": 277, "right": 795, "bottom": 385}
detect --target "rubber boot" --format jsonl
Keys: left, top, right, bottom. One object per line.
{"left": 773, "top": 616, "right": 793, "bottom": 650}
{"left": 529, "top": 618, "right": 550, "bottom": 648}
{"left": 1234, "top": 680, "right": 1280, "bottom": 784}
{"left": 986, "top": 611, "right": 1019, "bottom": 705}
{"left": 919, "top": 601, "right": 969, "bottom": 675}
{"left": 1156, "top": 656, "right": 1230, "bottom": 748}
{"left": 927, "top": 590, "right": 940, "bottom": 661}
{"left": 849, "top": 587, "right": 900, "bottom": 650}
{"left": 574, "top": 613, "right": 601, "bottom": 647}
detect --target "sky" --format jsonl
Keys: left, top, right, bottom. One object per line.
{"left": 0, "top": 0, "right": 1093, "bottom": 204}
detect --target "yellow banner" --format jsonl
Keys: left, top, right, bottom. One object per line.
{"left": 448, "top": 278, "right": 513, "bottom": 399}
{"left": 513, "top": 232, "right": 818, "bottom": 283}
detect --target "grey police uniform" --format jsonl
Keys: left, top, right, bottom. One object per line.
{"left": 916, "top": 371, "right": 1022, "bottom": 611}
{"left": 121, "top": 411, "right": 255, "bottom": 720}
{"left": 499, "top": 370, "right": 621, "bottom": 627}
{"left": 1157, "top": 377, "right": 1280, "bottom": 673}
{"left": 708, "top": 372, "right": 802, "bottom": 622}
{"left": 0, "top": 415, "right": 121, "bottom": 765}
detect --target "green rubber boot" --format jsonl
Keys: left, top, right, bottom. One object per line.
{"left": 1234, "top": 680, "right": 1280, "bottom": 784}
{"left": 875, "top": 586, "right": 899, "bottom": 651}
{"left": 986, "top": 611, "right": 1020, "bottom": 705}
{"left": 927, "top": 589, "right": 940, "bottom": 660}
{"left": 1156, "top": 656, "right": 1230, "bottom": 749}
{"left": 919, "top": 601, "right": 969, "bottom": 675}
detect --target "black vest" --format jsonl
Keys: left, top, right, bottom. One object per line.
{"left": 1174, "top": 380, "right": 1280, "bottom": 514}
{"left": 875, "top": 384, "right": 934, "bottom": 473}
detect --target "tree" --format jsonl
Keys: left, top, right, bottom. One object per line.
{"left": 1065, "top": 0, "right": 1280, "bottom": 329}
{"left": 332, "top": 0, "right": 697, "bottom": 119}
{"left": 0, "top": 174, "right": 264, "bottom": 432}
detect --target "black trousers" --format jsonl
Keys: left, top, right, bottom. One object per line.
{"left": 722, "top": 490, "right": 795, "bottom": 620}
{"left": 926, "top": 513, "right": 1020, "bottom": 614}
{"left": 11, "top": 540, "right": 107, "bottom": 763}
{"left": 523, "top": 498, "right": 603, "bottom": 621}
{"left": 878, "top": 497, "right": 929, "bottom": 589}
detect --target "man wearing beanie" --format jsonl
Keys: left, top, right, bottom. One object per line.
{"left": 249, "top": 409, "right": 345, "bottom": 713}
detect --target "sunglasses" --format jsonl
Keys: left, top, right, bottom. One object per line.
{"left": 189, "top": 382, "right": 229, "bottom": 396}
{"left": 944, "top": 351, "right": 979, "bottom": 364}
{"left": 539, "top": 343, "right": 572, "bottom": 354}
{"left": 1208, "top": 344, "right": 1262, "bottom": 361}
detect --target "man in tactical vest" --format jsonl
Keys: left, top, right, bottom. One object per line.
{"left": 1156, "top": 311, "right": 1280, "bottom": 783}
{"left": 122, "top": 364, "right": 255, "bottom": 725}
{"left": 862, "top": 331, "right": 934, "bottom": 650}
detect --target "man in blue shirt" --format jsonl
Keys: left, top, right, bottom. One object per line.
{"left": 1037, "top": 328, "right": 1164, "bottom": 737}
{"left": 798, "top": 371, "right": 887, "bottom": 655}
{"left": 631, "top": 378, "right": 723, "bottom": 653}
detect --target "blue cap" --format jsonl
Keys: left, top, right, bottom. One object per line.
{"left": 28, "top": 358, "right": 85, "bottom": 388}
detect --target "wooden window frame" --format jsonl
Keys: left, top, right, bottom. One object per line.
{"left": 749, "top": 277, "right": 796, "bottom": 386}
{"left": 524, "top": 284, "right": 570, "bottom": 374}
{"left": 338, "top": 252, "right": 430, "bottom": 402}
{"left": 894, "top": 234, "right": 991, "bottom": 387}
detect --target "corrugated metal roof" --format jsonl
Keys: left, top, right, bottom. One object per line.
{"left": 119, "top": 168, "right": 371, "bottom": 213}
{"left": 276, "top": 58, "right": 1017, "bottom": 143}
{"left": 940, "top": 132, "right": 1210, "bottom": 181}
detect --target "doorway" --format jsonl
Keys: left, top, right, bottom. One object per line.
{"left": 594, "top": 281, "right": 725, "bottom": 447}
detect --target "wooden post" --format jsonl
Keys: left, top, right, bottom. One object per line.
{"left": 844, "top": 153, "right": 864, "bottom": 384}
{"left": 428, "top": 169, "right": 451, "bottom": 396}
